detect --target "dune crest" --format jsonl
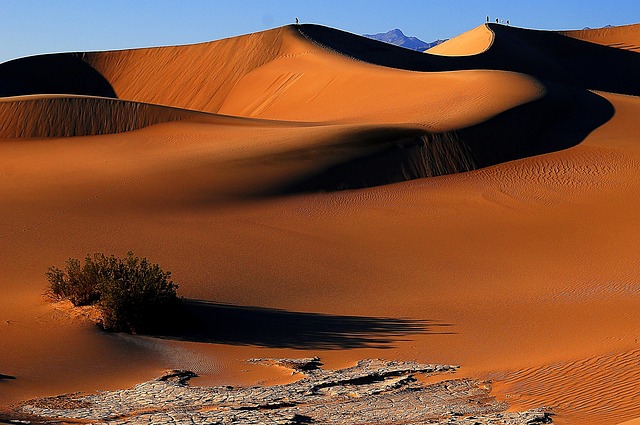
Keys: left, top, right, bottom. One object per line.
{"left": 82, "top": 26, "right": 315, "bottom": 113}
{"left": 426, "top": 24, "right": 494, "bottom": 56}
{"left": 0, "top": 26, "right": 312, "bottom": 113}
{"left": 0, "top": 95, "right": 196, "bottom": 138}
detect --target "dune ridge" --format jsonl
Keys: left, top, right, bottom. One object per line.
{"left": 0, "top": 95, "right": 198, "bottom": 138}
{"left": 0, "top": 26, "right": 319, "bottom": 113}
{"left": 295, "top": 23, "right": 640, "bottom": 96}
{"left": 81, "top": 27, "right": 301, "bottom": 112}
{"left": 561, "top": 23, "right": 640, "bottom": 52}
{"left": 426, "top": 24, "right": 495, "bottom": 56}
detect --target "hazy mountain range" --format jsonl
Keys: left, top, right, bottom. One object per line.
{"left": 363, "top": 28, "right": 447, "bottom": 51}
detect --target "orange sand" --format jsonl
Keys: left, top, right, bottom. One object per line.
{"left": 1, "top": 22, "right": 640, "bottom": 425}
{"left": 426, "top": 24, "right": 494, "bottom": 56}
{"left": 562, "top": 23, "right": 640, "bottom": 52}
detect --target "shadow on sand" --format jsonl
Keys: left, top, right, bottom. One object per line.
{"left": 276, "top": 83, "right": 613, "bottom": 193}
{"left": 153, "top": 300, "right": 452, "bottom": 350}
{"left": 297, "top": 23, "right": 640, "bottom": 96}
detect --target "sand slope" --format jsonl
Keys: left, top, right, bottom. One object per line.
{"left": 0, "top": 95, "right": 198, "bottom": 137}
{"left": 561, "top": 23, "right": 640, "bottom": 52}
{"left": 426, "top": 24, "right": 494, "bottom": 56}
{"left": 2, "top": 21, "right": 640, "bottom": 425}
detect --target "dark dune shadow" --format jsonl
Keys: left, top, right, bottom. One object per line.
{"left": 297, "top": 23, "right": 640, "bottom": 96}
{"left": 486, "top": 24, "right": 640, "bottom": 96}
{"left": 0, "top": 53, "right": 116, "bottom": 98}
{"left": 154, "top": 300, "right": 451, "bottom": 350}
{"left": 278, "top": 82, "right": 613, "bottom": 193}
{"left": 464, "top": 81, "right": 614, "bottom": 166}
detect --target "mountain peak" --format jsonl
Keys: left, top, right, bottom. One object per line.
{"left": 362, "top": 29, "right": 446, "bottom": 52}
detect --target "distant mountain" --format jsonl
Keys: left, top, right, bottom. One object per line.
{"left": 363, "top": 29, "right": 447, "bottom": 51}
{"left": 582, "top": 25, "right": 614, "bottom": 30}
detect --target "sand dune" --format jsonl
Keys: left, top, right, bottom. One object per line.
{"left": 561, "top": 23, "right": 640, "bottom": 52}
{"left": 426, "top": 24, "right": 494, "bottom": 56}
{"left": 0, "top": 95, "right": 198, "bottom": 137}
{"left": 293, "top": 23, "right": 640, "bottom": 96}
{"left": 2, "top": 20, "right": 640, "bottom": 425}
{"left": 0, "top": 27, "right": 297, "bottom": 112}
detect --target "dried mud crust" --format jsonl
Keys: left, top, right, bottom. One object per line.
{"left": 6, "top": 359, "right": 552, "bottom": 425}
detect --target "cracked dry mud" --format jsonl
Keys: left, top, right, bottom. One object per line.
{"left": 4, "top": 358, "right": 553, "bottom": 424}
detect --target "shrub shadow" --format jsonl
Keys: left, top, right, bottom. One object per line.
{"left": 155, "top": 300, "right": 452, "bottom": 350}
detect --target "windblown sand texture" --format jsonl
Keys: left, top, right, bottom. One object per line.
{"left": 1, "top": 22, "right": 640, "bottom": 424}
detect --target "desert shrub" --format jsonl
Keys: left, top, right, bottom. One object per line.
{"left": 45, "top": 255, "right": 105, "bottom": 305}
{"left": 45, "top": 252, "right": 180, "bottom": 333}
{"left": 97, "top": 253, "right": 180, "bottom": 333}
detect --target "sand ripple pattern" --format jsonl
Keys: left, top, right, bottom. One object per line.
{"left": 474, "top": 146, "right": 640, "bottom": 206}
{"left": 497, "top": 349, "right": 640, "bottom": 424}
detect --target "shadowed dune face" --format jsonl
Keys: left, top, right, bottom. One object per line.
{"left": 276, "top": 86, "right": 612, "bottom": 193}
{"left": 487, "top": 24, "right": 640, "bottom": 96}
{"left": 0, "top": 53, "right": 116, "bottom": 98}
{"left": 461, "top": 83, "right": 613, "bottom": 168}
{"left": 280, "top": 131, "right": 477, "bottom": 193}
{"left": 297, "top": 23, "right": 640, "bottom": 96}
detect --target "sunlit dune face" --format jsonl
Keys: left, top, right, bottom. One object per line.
{"left": 427, "top": 24, "right": 494, "bottom": 56}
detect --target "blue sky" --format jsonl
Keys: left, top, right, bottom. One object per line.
{"left": 0, "top": 1, "right": 638, "bottom": 63}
